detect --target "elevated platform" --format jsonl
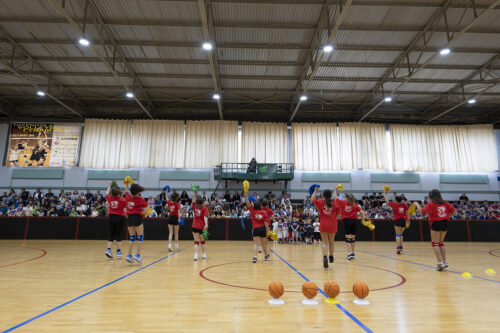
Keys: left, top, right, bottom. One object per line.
{"left": 214, "top": 163, "right": 294, "bottom": 182}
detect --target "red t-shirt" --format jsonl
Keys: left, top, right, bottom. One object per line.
{"left": 167, "top": 200, "right": 181, "bottom": 217}
{"left": 312, "top": 199, "right": 340, "bottom": 233}
{"left": 388, "top": 202, "right": 408, "bottom": 221}
{"left": 106, "top": 194, "right": 127, "bottom": 216}
{"left": 337, "top": 199, "right": 361, "bottom": 220}
{"left": 263, "top": 207, "right": 274, "bottom": 223}
{"left": 192, "top": 203, "right": 208, "bottom": 229}
{"left": 125, "top": 192, "right": 148, "bottom": 216}
{"left": 421, "top": 202, "right": 455, "bottom": 225}
{"left": 249, "top": 206, "right": 267, "bottom": 228}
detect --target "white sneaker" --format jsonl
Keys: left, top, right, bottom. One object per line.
{"left": 175, "top": 243, "right": 179, "bottom": 249}
{"left": 258, "top": 247, "right": 262, "bottom": 253}
{"left": 442, "top": 261, "right": 449, "bottom": 268}
{"left": 202, "top": 253, "right": 207, "bottom": 260}
{"left": 193, "top": 253, "right": 198, "bottom": 261}
{"left": 168, "top": 245, "right": 173, "bottom": 252}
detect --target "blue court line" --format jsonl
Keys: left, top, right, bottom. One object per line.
{"left": 2, "top": 249, "right": 184, "bottom": 333}
{"left": 271, "top": 249, "right": 373, "bottom": 333}
{"left": 360, "top": 250, "right": 500, "bottom": 284}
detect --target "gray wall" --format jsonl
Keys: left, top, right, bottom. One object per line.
{"left": 0, "top": 123, "right": 9, "bottom": 166}
{"left": 0, "top": 166, "right": 498, "bottom": 202}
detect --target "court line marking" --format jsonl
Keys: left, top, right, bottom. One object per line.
{"left": 199, "top": 260, "right": 406, "bottom": 293}
{"left": 271, "top": 249, "right": 373, "bottom": 333}
{"left": 488, "top": 249, "right": 500, "bottom": 258}
{"left": 360, "top": 250, "right": 500, "bottom": 284}
{"left": 0, "top": 247, "right": 47, "bottom": 269}
{"left": 1, "top": 249, "right": 184, "bottom": 333}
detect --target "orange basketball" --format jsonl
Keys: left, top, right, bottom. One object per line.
{"left": 324, "top": 281, "right": 340, "bottom": 298}
{"left": 268, "top": 281, "right": 284, "bottom": 299}
{"left": 352, "top": 281, "right": 369, "bottom": 299}
{"left": 302, "top": 281, "right": 318, "bottom": 299}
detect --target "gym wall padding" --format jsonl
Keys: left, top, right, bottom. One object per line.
{"left": 371, "top": 173, "right": 420, "bottom": 183}
{"left": 1, "top": 217, "right": 499, "bottom": 242}
{"left": 11, "top": 168, "right": 64, "bottom": 179}
{"left": 440, "top": 174, "right": 489, "bottom": 184}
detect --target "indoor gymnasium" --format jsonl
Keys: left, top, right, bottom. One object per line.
{"left": 0, "top": 1, "right": 499, "bottom": 332}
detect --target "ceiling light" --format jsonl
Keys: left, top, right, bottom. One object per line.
{"left": 468, "top": 99, "right": 476, "bottom": 104}
{"left": 384, "top": 96, "right": 392, "bottom": 102}
{"left": 323, "top": 45, "right": 333, "bottom": 53}
{"left": 202, "top": 42, "right": 213, "bottom": 51}
{"left": 36, "top": 91, "right": 45, "bottom": 97}
{"left": 78, "top": 38, "right": 90, "bottom": 46}
{"left": 300, "top": 95, "right": 308, "bottom": 101}
{"left": 126, "top": 92, "right": 134, "bottom": 98}
{"left": 439, "top": 48, "right": 450, "bottom": 55}
{"left": 213, "top": 94, "right": 220, "bottom": 100}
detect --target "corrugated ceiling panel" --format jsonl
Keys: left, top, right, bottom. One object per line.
{"left": 335, "top": 30, "right": 418, "bottom": 46}
{"left": 93, "top": 0, "right": 200, "bottom": 21}
{"left": 54, "top": 76, "right": 128, "bottom": 87}
{"left": 110, "top": 25, "right": 203, "bottom": 42}
{"left": 222, "top": 79, "right": 296, "bottom": 90}
{"left": 38, "top": 61, "right": 110, "bottom": 73}
{"left": 410, "top": 68, "right": 475, "bottom": 81}
{"left": 217, "top": 48, "right": 305, "bottom": 62}
{"left": 131, "top": 63, "right": 211, "bottom": 76}
{"left": 216, "top": 27, "right": 310, "bottom": 44}
{"left": 315, "top": 66, "right": 388, "bottom": 78}
{"left": 425, "top": 32, "right": 500, "bottom": 49}
{"left": 220, "top": 64, "right": 297, "bottom": 77}
{"left": 342, "top": 5, "right": 435, "bottom": 26}
{"left": 1, "top": 0, "right": 66, "bottom": 16}
{"left": 309, "top": 80, "right": 377, "bottom": 91}
{"left": 139, "top": 77, "right": 213, "bottom": 88}
{"left": 212, "top": 2, "right": 321, "bottom": 24}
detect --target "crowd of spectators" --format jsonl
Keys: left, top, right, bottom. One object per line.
{"left": 0, "top": 188, "right": 498, "bottom": 221}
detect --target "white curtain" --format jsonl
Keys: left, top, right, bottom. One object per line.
{"left": 391, "top": 124, "right": 498, "bottom": 172}
{"left": 130, "top": 120, "right": 185, "bottom": 168}
{"left": 241, "top": 122, "right": 288, "bottom": 163}
{"left": 292, "top": 122, "right": 340, "bottom": 170}
{"left": 185, "top": 120, "right": 238, "bottom": 168}
{"left": 79, "top": 119, "right": 132, "bottom": 169}
{"left": 338, "top": 122, "right": 388, "bottom": 170}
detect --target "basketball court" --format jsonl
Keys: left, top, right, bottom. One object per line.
{"left": 1, "top": 240, "right": 499, "bottom": 332}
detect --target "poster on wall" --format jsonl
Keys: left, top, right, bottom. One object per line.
{"left": 6, "top": 122, "right": 83, "bottom": 167}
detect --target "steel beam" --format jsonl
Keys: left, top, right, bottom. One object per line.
{"left": 197, "top": 0, "right": 224, "bottom": 119}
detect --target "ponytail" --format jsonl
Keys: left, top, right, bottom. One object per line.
{"left": 323, "top": 189, "right": 332, "bottom": 208}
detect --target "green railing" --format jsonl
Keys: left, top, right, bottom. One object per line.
{"left": 214, "top": 163, "right": 294, "bottom": 181}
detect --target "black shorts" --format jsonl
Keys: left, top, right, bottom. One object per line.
{"left": 394, "top": 218, "right": 406, "bottom": 227}
{"left": 343, "top": 219, "right": 358, "bottom": 235}
{"left": 314, "top": 232, "right": 321, "bottom": 240}
{"left": 252, "top": 226, "right": 267, "bottom": 238}
{"left": 306, "top": 230, "right": 314, "bottom": 238}
{"left": 127, "top": 214, "right": 143, "bottom": 227}
{"left": 168, "top": 215, "right": 179, "bottom": 225}
{"left": 431, "top": 220, "right": 448, "bottom": 231}
{"left": 192, "top": 227, "right": 203, "bottom": 234}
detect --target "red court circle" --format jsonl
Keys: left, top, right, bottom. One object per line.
{"left": 199, "top": 260, "right": 406, "bottom": 294}
{"left": 488, "top": 249, "right": 500, "bottom": 257}
{"left": 0, "top": 247, "right": 47, "bottom": 269}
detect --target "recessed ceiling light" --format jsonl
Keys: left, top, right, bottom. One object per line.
{"left": 323, "top": 45, "right": 333, "bottom": 53}
{"left": 126, "top": 92, "right": 134, "bottom": 98}
{"left": 213, "top": 94, "right": 220, "bottom": 100}
{"left": 300, "top": 95, "right": 308, "bottom": 101}
{"left": 202, "top": 42, "right": 213, "bottom": 51}
{"left": 468, "top": 99, "right": 476, "bottom": 104}
{"left": 37, "top": 91, "right": 45, "bottom": 97}
{"left": 78, "top": 38, "right": 90, "bottom": 46}
{"left": 439, "top": 48, "right": 450, "bottom": 55}
{"left": 384, "top": 96, "right": 392, "bottom": 102}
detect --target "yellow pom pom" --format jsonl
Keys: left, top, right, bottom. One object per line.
{"left": 123, "top": 176, "right": 134, "bottom": 184}
{"left": 336, "top": 184, "right": 344, "bottom": 191}
{"left": 383, "top": 185, "right": 391, "bottom": 192}
{"left": 405, "top": 221, "right": 410, "bottom": 229}
{"left": 461, "top": 272, "right": 473, "bottom": 279}
{"left": 369, "top": 224, "right": 375, "bottom": 231}
{"left": 407, "top": 203, "right": 417, "bottom": 216}
{"left": 485, "top": 269, "right": 496, "bottom": 275}
{"left": 243, "top": 180, "right": 249, "bottom": 193}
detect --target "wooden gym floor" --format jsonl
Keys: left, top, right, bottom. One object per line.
{"left": 1, "top": 240, "right": 499, "bottom": 333}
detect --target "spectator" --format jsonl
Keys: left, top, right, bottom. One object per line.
{"left": 247, "top": 157, "right": 257, "bottom": 173}
{"left": 180, "top": 191, "right": 191, "bottom": 205}
{"left": 0, "top": 202, "right": 8, "bottom": 216}
{"left": 460, "top": 193, "right": 469, "bottom": 202}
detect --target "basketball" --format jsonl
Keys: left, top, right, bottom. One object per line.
{"left": 324, "top": 281, "right": 340, "bottom": 298}
{"left": 352, "top": 281, "right": 369, "bottom": 299}
{"left": 268, "top": 281, "right": 284, "bottom": 299}
{"left": 302, "top": 281, "right": 318, "bottom": 299}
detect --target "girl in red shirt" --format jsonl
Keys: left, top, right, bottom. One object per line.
{"left": 414, "top": 190, "right": 456, "bottom": 271}
{"left": 334, "top": 188, "right": 366, "bottom": 261}
{"left": 311, "top": 187, "right": 340, "bottom": 269}
{"left": 243, "top": 190, "right": 270, "bottom": 263}
{"left": 105, "top": 181, "right": 127, "bottom": 259}
{"left": 124, "top": 183, "right": 148, "bottom": 264}
{"left": 384, "top": 189, "right": 409, "bottom": 255}
{"left": 191, "top": 190, "right": 208, "bottom": 261}
{"left": 166, "top": 192, "right": 181, "bottom": 252}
